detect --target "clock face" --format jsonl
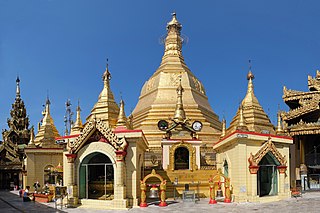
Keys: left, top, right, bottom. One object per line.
{"left": 192, "top": 121, "right": 202, "bottom": 132}
{"left": 158, "top": 120, "right": 169, "bottom": 131}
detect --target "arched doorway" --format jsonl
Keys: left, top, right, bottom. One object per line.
{"left": 174, "top": 147, "right": 189, "bottom": 170}
{"left": 79, "top": 152, "right": 114, "bottom": 200}
{"left": 258, "top": 152, "right": 279, "bottom": 197}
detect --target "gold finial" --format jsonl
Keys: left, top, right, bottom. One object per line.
{"left": 16, "top": 76, "right": 21, "bottom": 99}
{"left": 174, "top": 76, "right": 186, "bottom": 123}
{"left": 167, "top": 12, "right": 182, "bottom": 32}
{"left": 246, "top": 61, "right": 255, "bottom": 94}
{"left": 103, "top": 59, "right": 111, "bottom": 88}
{"left": 116, "top": 98, "right": 128, "bottom": 128}
{"left": 44, "top": 96, "right": 51, "bottom": 115}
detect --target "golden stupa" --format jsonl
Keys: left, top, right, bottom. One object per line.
{"left": 132, "top": 13, "right": 222, "bottom": 148}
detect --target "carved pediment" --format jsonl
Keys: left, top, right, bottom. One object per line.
{"left": 68, "top": 119, "right": 127, "bottom": 154}
{"left": 248, "top": 138, "right": 287, "bottom": 167}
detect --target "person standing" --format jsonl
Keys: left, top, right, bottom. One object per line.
{"left": 33, "top": 181, "right": 40, "bottom": 193}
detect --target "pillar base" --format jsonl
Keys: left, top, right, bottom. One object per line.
{"left": 224, "top": 198, "right": 231, "bottom": 203}
{"left": 209, "top": 199, "right": 217, "bottom": 204}
{"left": 140, "top": 202, "right": 148, "bottom": 207}
{"left": 159, "top": 201, "right": 167, "bottom": 207}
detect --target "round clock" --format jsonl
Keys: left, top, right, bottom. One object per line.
{"left": 192, "top": 121, "right": 202, "bottom": 131}
{"left": 158, "top": 120, "right": 169, "bottom": 131}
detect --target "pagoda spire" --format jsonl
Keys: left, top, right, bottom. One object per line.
{"left": 276, "top": 111, "right": 284, "bottom": 134}
{"left": 161, "top": 12, "right": 184, "bottom": 64}
{"left": 16, "top": 76, "right": 21, "bottom": 100}
{"left": 70, "top": 101, "right": 83, "bottom": 135}
{"left": 103, "top": 60, "right": 111, "bottom": 90}
{"left": 28, "top": 126, "right": 35, "bottom": 147}
{"left": 173, "top": 77, "right": 186, "bottom": 123}
{"left": 116, "top": 99, "right": 128, "bottom": 128}
{"left": 227, "top": 63, "right": 274, "bottom": 134}
{"left": 2, "top": 77, "right": 30, "bottom": 146}
{"left": 221, "top": 118, "right": 226, "bottom": 138}
{"left": 34, "top": 97, "right": 60, "bottom": 147}
{"left": 86, "top": 61, "right": 119, "bottom": 128}
{"left": 247, "top": 70, "right": 255, "bottom": 94}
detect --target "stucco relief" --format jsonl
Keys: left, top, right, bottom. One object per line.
{"left": 68, "top": 119, "right": 127, "bottom": 154}
{"left": 169, "top": 73, "right": 181, "bottom": 87}
{"left": 192, "top": 76, "right": 205, "bottom": 95}
{"left": 248, "top": 138, "right": 287, "bottom": 167}
{"left": 146, "top": 77, "right": 155, "bottom": 92}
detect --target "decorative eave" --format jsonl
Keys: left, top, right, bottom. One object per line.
{"left": 308, "top": 70, "right": 320, "bottom": 91}
{"left": 68, "top": 118, "right": 128, "bottom": 154}
{"left": 286, "top": 120, "right": 320, "bottom": 136}
{"left": 282, "top": 86, "right": 319, "bottom": 102}
{"left": 281, "top": 99, "right": 320, "bottom": 121}
{"left": 248, "top": 138, "right": 287, "bottom": 166}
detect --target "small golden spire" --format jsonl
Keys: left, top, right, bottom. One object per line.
{"left": 238, "top": 104, "right": 245, "bottom": 127}
{"left": 34, "top": 97, "right": 60, "bottom": 147}
{"left": 236, "top": 104, "right": 248, "bottom": 131}
{"left": 16, "top": 76, "right": 21, "bottom": 99}
{"left": 116, "top": 99, "right": 128, "bottom": 128}
{"left": 221, "top": 118, "right": 226, "bottom": 138}
{"left": 71, "top": 101, "right": 83, "bottom": 135}
{"left": 174, "top": 76, "right": 186, "bottom": 123}
{"left": 276, "top": 110, "right": 284, "bottom": 134}
{"left": 28, "top": 126, "right": 35, "bottom": 146}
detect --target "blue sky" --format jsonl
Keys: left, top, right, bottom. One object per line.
{"left": 1, "top": 1, "right": 320, "bottom": 139}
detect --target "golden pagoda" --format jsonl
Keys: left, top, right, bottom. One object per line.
{"left": 70, "top": 102, "right": 84, "bottom": 135}
{"left": 132, "top": 13, "right": 222, "bottom": 151}
{"left": 86, "top": 63, "right": 119, "bottom": 128}
{"left": 24, "top": 98, "right": 63, "bottom": 189}
{"left": 33, "top": 98, "right": 60, "bottom": 147}
{"left": 226, "top": 70, "right": 275, "bottom": 135}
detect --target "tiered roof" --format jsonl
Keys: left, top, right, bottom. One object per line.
{"left": 226, "top": 71, "right": 275, "bottom": 135}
